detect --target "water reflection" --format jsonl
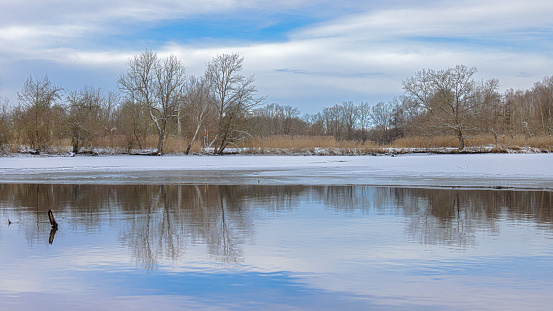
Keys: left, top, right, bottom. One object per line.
{"left": 1, "top": 184, "right": 553, "bottom": 310}
{"left": 1, "top": 184, "right": 552, "bottom": 266}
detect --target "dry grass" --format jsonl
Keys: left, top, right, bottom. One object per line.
{"left": 91, "top": 134, "right": 201, "bottom": 154}
{"left": 41, "top": 134, "right": 205, "bottom": 154}
{"left": 8, "top": 133, "right": 553, "bottom": 155}
{"left": 389, "top": 135, "right": 496, "bottom": 149}
{"left": 389, "top": 134, "right": 553, "bottom": 151}
{"left": 93, "top": 135, "right": 128, "bottom": 150}
{"left": 498, "top": 135, "right": 553, "bottom": 149}
{"left": 243, "top": 135, "right": 379, "bottom": 149}
{"left": 389, "top": 136, "right": 454, "bottom": 148}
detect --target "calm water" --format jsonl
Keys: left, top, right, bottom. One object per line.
{"left": 0, "top": 184, "right": 552, "bottom": 310}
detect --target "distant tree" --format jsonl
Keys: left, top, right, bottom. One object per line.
{"left": 251, "top": 103, "right": 279, "bottom": 137}
{"left": 303, "top": 112, "right": 324, "bottom": 137}
{"left": 98, "top": 91, "right": 120, "bottom": 148}
{"left": 65, "top": 86, "right": 105, "bottom": 153}
{"left": 531, "top": 76, "right": 553, "bottom": 136}
{"left": 319, "top": 102, "right": 359, "bottom": 140}
{"left": 280, "top": 105, "right": 301, "bottom": 135}
{"left": 0, "top": 100, "right": 11, "bottom": 149}
{"left": 321, "top": 105, "right": 339, "bottom": 138}
{"left": 402, "top": 65, "right": 500, "bottom": 149}
{"left": 357, "top": 102, "right": 371, "bottom": 143}
{"left": 205, "top": 53, "right": 263, "bottom": 155}
{"left": 17, "top": 75, "right": 63, "bottom": 151}
{"left": 340, "top": 101, "right": 359, "bottom": 140}
{"left": 370, "top": 102, "right": 395, "bottom": 144}
{"left": 0, "top": 84, "right": 11, "bottom": 148}
{"left": 252, "top": 103, "right": 303, "bottom": 137}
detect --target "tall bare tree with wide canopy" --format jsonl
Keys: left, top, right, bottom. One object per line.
{"left": 402, "top": 65, "right": 500, "bottom": 149}
{"left": 205, "top": 53, "right": 263, "bottom": 155}
{"left": 118, "top": 51, "right": 187, "bottom": 154}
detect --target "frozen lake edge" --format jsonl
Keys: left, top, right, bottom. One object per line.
{"left": 1, "top": 153, "right": 552, "bottom": 189}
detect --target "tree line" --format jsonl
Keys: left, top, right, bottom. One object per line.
{"left": 0, "top": 51, "right": 552, "bottom": 154}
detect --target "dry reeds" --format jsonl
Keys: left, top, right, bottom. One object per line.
{"left": 500, "top": 135, "right": 553, "bottom": 149}
{"left": 389, "top": 134, "right": 553, "bottom": 151}
{"left": 243, "top": 135, "right": 378, "bottom": 149}
{"left": 8, "top": 133, "right": 553, "bottom": 155}
{"left": 389, "top": 135, "right": 495, "bottom": 149}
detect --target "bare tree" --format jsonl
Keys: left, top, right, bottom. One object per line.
{"left": 532, "top": 76, "right": 553, "bottom": 136}
{"left": 0, "top": 100, "right": 11, "bottom": 149}
{"left": 65, "top": 86, "right": 105, "bottom": 153}
{"left": 321, "top": 105, "right": 342, "bottom": 138}
{"left": 303, "top": 112, "right": 324, "bottom": 137}
{"left": 117, "top": 99, "right": 150, "bottom": 151}
{"left": 340, "top": 101, "right": 359, "bottom": 140}
{"left": 205, "top": 53, "right": 263, "bottom": 155}
{"left": 118, "top": 51, "right": 186, "bottom": 154}
{"left": 370, "top": 101, "right": 394, "bottom": 143}
{"left": 98, "top": 91, "right": 120, "bottom": 148}
{"left": 319, "top": 102, "right": 359, "bottom": 140}
{"left": 357, "top": 102, "right": 371, "bottom": 143}
{"left": 181, "top": 75, "right": 212, "bottom": 154}
{"left": 402, "top": 65, "right": 499, "bottom": 149}
{"left": 17, "top": 75, "right": 63, "bottom": 151}
{"left": 280, "top": 105, "right": 301, "bottom": 135}
{"left": 0, "top": 84, "right": 10, "bottom": 149}
{"left": 251, "top": 103, "right": 303, "bottom": 137}
{"left": 152, "top": 55, "right": 187, "bottom": 154}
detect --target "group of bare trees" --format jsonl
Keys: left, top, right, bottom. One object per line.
{"left": 247, "top": 100, "right": 406, "bottom": 144}
{"left": 247, "top": 65, "right": 552, "bottom": 150}
{"left": 1, "top": 60, "right": 553, "bottom": 153}
{"left": 0, "top": 51, "right": 262, "bottom": 154}
{"left": 116, "top": 51, "right": 263, "bottom": 155}
{"left": 500, "top": 76, "right": 553, "bottom": 138}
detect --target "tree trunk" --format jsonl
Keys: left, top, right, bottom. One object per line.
{"left": 185, "top": 122, "right": 203, "bottom": 155}
{"left": 72, "top": 138, "right": 79, "bottom": 154}
{"left": 457, "top": 129, "right": 464, "bottom": 150}
{"left": 156, "top": 134, "right": 164, "bottom": 155}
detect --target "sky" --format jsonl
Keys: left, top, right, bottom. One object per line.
{"left": 0, "top": 0, "right": 552, "bottom": 113}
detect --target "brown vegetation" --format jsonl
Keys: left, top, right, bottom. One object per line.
{"left": 1, "top": 56, "right": 553, "bottom": 155}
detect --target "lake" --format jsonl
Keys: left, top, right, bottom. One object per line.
{"left": 1, "top": 184, "right": 552, "bottom": 310}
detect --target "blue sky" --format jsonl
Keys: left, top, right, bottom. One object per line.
{"left": 0, "top": 0, "right": 552, "bottom": 113}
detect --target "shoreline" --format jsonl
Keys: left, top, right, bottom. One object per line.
{"left": 3, "top": 144, "right": 551, "bottom": 157}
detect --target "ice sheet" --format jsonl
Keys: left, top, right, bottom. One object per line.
{"left": 1, "top": 153, "right": 552, "bottom": 189}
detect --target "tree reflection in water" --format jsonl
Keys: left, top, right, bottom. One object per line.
{"left": 0, "top": 184, "right": 552, "bottom": 268}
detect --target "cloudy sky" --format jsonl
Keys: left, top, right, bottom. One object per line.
{"left": 0, "top": 0, "right": 552, "bottom": 113}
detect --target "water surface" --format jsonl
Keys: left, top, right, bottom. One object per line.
{"left": 1, "top": 184, "right": 552, "bottom": 310}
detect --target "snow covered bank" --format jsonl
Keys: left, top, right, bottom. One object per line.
{"left": 1, "top": 153, "right": 552, "bottom": 189}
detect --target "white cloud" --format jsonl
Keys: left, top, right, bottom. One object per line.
{"left": 297, "top": 0, "right": 553, "bottom": 39}
{"left": 0, "top": 0, "right": 552, "bottom": 112}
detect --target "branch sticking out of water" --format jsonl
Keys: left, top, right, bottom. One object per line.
{"left": 48, "top": 210, "right": 58, "bottom": 230}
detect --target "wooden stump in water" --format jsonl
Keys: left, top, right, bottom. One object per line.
{"left": 48, "top": 210, "right": 58, "bottom": 230}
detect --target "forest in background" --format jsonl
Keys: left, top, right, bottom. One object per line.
{"left": 1, "top": 51, "right": 553, "bottom": 155}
